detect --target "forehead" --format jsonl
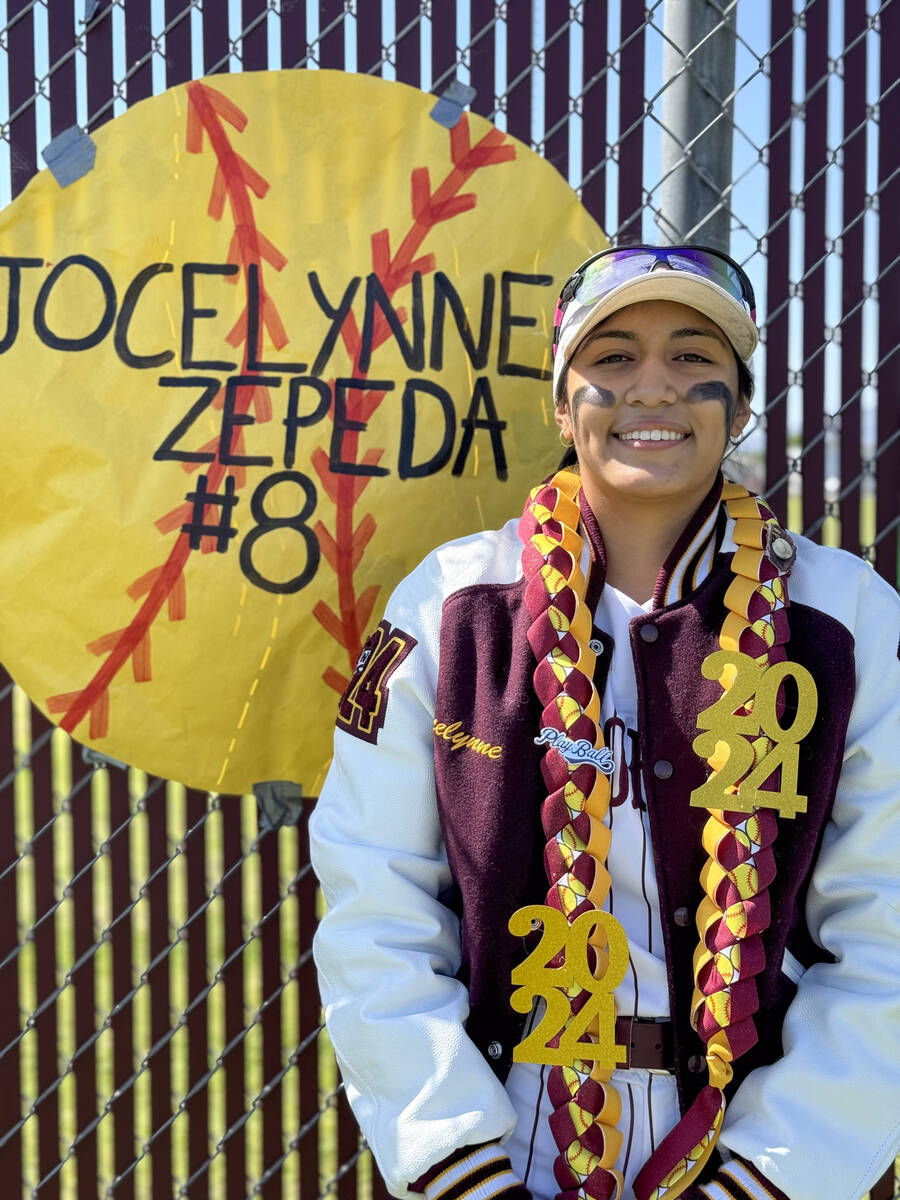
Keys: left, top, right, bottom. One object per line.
{"left": 590, "top": 298, "right": 727, "bottom": 340}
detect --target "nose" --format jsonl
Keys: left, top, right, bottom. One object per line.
{"left": 624, "top": 356, "right": 676, "bottom": 407}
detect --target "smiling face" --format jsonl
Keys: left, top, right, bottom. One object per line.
{"left": 556, "top": 298, "right": 751, "bottom": 516}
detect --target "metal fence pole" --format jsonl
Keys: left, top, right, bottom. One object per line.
{"left": 659, "top": 0, "right": 737, "bottom": 250}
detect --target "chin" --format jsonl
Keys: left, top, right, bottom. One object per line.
{"left": 587, "top": 460, "right": 718, "bottom": 505}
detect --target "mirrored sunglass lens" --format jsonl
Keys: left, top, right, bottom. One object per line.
{"left": 668, "top": 251, "right": 744, "bottom": 303}
{"left": 574, "top": 252, "right": 655, "bottom": 304}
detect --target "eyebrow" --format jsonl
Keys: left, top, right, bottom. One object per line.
{"left": 579, "top": 328, "right": 638, "bottom": 345}
{"left": 670, "top": 326, "right": 729, "bottom": 349}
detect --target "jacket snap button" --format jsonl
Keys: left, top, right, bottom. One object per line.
{"left": 589, "top": 639, "right": 604, "bottom": 654}
{"left": 487, "top": 1041, "right": 503, "bottom": 1060}
{"left": 687, "top": 1054, "right": 705, "bottom": 1074}
{"left": 673, "top": 906, "right": 691, "bottom": 927}
{"left": 640, "top": 624, "right": 659, "bottom": 643}
{"left": 653, "top": 759, "right": 674, "bottom": 780}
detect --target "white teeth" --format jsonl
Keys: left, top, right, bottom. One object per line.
{"left": 616, "top": 429, "right": 686, "bottom": 442}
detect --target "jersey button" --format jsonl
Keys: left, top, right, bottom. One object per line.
{"left": 653, "top": 759, "right": 674, "bottom": 780}
{"left": 687, "top": 1055, "right": 705, "bottom": 1074}
{"left": 487, "top": 1041, "right": 503, "bottom": 1060}
{"left": 673, "top": 906, "right": 691, "bottom": 927}
{"left": 639, "top": 624, "right": 659, "bottom": 643}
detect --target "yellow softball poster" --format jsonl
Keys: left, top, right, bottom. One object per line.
{"left": 0, "top": 70, "right": 604, "bottom": 794}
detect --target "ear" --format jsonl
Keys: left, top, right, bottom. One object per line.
{"left": 555, "top": 399, "right": 573, "bottom": 443}
{"left": 730, "top": 394, "right": 752, "bottom": 439}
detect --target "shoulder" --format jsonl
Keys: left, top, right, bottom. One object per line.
{"left": 388, "top": 518, "right": 523, "bottom": 616}
{"left": 787, "top": 534, "right": 899, "bottom": 637}
{"left": 377, "top": 518, "right": 523, "bottom": 666}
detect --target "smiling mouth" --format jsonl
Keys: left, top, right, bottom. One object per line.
{"left": 613, "top": 429, "right": 689, "bottom": 443}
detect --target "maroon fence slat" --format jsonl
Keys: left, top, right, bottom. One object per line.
{"left": 185, "top": 790, "right": 210, "bottom": 1200}
{"left": 258, "top": 821, "right": 283, "bottom": 1200}
{"left": 840, "top": 3, "right": 867, "bottom": 560}
{"left": 764, "top": 1, "right": 793, "bottom": 517}
{"left": 357, "top": 4, "right": 384, "bottom": 77}
{"left": 581, "top": 0, "right": 609, "bottom": 233}
{"left": 47, "top": 0, "right": 77, "bottom": 139}
{"left": 0, "top": 675, "right": 23, "bottom": 1195}
{"left": 165, "top": 0, "right": 193, "bottom": 88}
{"left": 505, "top": 0, "right": 532, "bottom": 145}
{"left": 616, "top": 3, "right": 644, "bottom": 241}
{"left": 800, "top": 2, "right": 828, "bottom": 538}
{"left": 29, "top": 709, "right": 60, "bottom": 1199}
{"left": 8, "top": 0, "right": 37, "bottom": 198}
{"left": 242, "top": 0, "right": 269, "bottom": 72}
{"left": 222, "top": 799, "right": 247, "bottom": 1199}
{"left": 85, "top": 3, "right": 115, "bottom": 132}
{"left": 543, "top": 0, "right": 569, "bottom": 181}
{"left": 203, "top": 3, "right": 231, "bottom": 74}
{"left": 108, "top": 767, "right": 136, "bottom": 1200}
{"left": 69, "top": 755, "right": 99, "bottom": 1193}
{"left": 431, "top": 0, "right": 457, "bottom": 93}
{"left": 296, "top": 810, "right": 319, "bottom": 1200}
{"left": 335, "top": 1090, "right": 359, "bottom": 1200}
{"left": 319, "top": 0, "right": 346, "bottom": 70}
{"left": 468, "top": 0, "right": 494, "bottom": 120}
{"left": 147, "top": 784, "right": 173, "bottom": 1193}
{"left": 877, "top": 4, "right": 900, "bottom": 584}
{"left": 280, "top": 3, "right": 307, "bottom": 70}
{"left": 124, "top": 0, "right": 154, "bottom": 105}
{"left": 870, "top": 1167, "right": 896, "bottom": 1200}
{"left": 394, "top": 0, "right": 421, "bottom": 87}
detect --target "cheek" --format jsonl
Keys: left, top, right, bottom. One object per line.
{"left": 570, "top": 383, "right": 616, "bottom": 423}
{"left": 686, "top": 380, "right": 736, "bottom": 432}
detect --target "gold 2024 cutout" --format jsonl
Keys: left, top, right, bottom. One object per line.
{"left": 690, "top": 649, "right": 818, "bottom": 818}
{"left": 507, "top": 905, "right": 629, "bottom": 1068}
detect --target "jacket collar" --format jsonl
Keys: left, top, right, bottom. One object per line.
{"left": 579, "top": 473, "right": 726, "bottom": 614}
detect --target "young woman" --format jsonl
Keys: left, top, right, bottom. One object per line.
{"left": 309, "top": 247, "right": 900, "bottom": 1200}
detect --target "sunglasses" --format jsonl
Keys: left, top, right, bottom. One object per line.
{"left": 552, "top": 245, "right": 757, "bottom": 354}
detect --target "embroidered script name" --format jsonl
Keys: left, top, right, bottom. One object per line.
{"left": 433, "top": 719, "right": 503, "bottom": 760}
{"left": 534, "top": 727, "right": 615, "bottom": 773}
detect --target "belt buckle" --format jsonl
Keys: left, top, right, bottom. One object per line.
{"left": 619, "top": 1016, "right": 671, "bottom": 1072}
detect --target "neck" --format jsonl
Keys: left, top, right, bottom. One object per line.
{"left": 583, "top": 477, "right": 718, "bottom": 604}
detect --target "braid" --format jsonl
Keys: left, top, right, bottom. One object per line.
{"left": 519, "top": 469, "right": 625, "bottom": 1200}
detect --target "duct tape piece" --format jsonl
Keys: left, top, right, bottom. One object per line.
{"left": 254, "top": 780, "right": 304, "bottom": 831}
{"left": 82, "top": 745, "right": 128, "bottom": 771}
{"left": 41, "top": 126, "right": 97, "bottom": 187}
{"left": 430, "top": 80, "right": 478, "bottom": 128}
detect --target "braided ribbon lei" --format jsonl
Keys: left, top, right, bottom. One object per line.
{"left": 518, "top": 470, "right": 625, "bottom": 1200}
{"left": 633, "top": 482, "right": 802, "bottom": 1200}
{"left": 515, "top": 473, "right": 810, "bottom": 1200}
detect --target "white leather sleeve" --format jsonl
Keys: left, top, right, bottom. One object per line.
{"left": 308, "top": 529, "right": 522, "bottom": 1198}
{"left": 720, "top": 545, "right": 900, "bottom": 1200}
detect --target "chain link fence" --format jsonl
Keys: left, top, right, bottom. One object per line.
{"left": 1, "top": 1, "right": 897, "bottom": 1197}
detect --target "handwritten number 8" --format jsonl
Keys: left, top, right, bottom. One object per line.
{"left": 239, "top": 469, "right": 320, "bottom": 594}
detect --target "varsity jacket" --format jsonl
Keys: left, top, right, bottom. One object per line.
{"left": 309, "top": 480, "right": 900, "bottom": 1200}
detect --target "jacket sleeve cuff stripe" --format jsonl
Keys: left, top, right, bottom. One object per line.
{"left": 697, "top": 1156, "right": 791, "bottom": 1200}
{"left": 423, "top": 1145, "right": 527, "bottom": 1200}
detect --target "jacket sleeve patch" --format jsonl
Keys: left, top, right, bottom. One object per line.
{"left": 336, "top": 620, "right": 418, "bottom": 744}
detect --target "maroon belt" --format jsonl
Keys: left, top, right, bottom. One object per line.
{"left": 614, "top": 1017, "right": 674, "bottom": 1071}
